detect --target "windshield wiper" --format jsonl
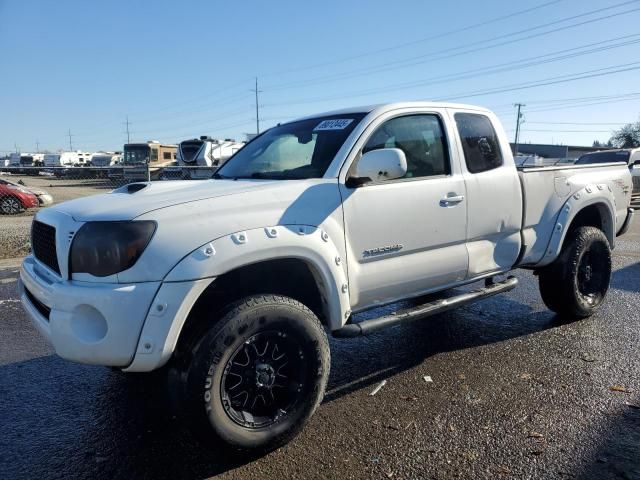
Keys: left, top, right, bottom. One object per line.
{"left": 213, "top": 172, "right": 232, "bottom": 179}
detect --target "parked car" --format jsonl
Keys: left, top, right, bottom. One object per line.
{"left": 576, "top": 149, "right": 640, "bottom": 202}
{"left": 0, "top": 178, "right": 53, "bottom": 206}
{"left": 575, "top": 148, "right": 640, "bottom": 166}
{"left": 19, "top": 102, "right": 634, "bottom": 451}
{"left": 0, "top": 181, "right": 39, "bottom": 214}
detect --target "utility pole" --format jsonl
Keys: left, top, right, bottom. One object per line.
{"left": 14, "top": 142, "right": 19, "bottom": 153}
{"left": 124, "top": 115, "right": 131, "bottom": 144}
{"left": 251, "top": 77, "right": 262, "bottom": 135}
{"left": 35, "top": 140, "right": 40, "bottom": 153}
{"left": 67, "top": 129, "right": 74, "bottom": 151}
{"left": 513, "top": 103, "right": 525, "bottom": 155}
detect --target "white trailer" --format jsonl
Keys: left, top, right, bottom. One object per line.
{"left": 43, "top": 151, "right": 93, "bottom": 167}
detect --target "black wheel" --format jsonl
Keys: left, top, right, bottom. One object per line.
{"left": 538, "top": 226, "right": 611, "bottom": 318}
{"left": 0, "top": 196, "right": 23, "bottom": 215}
{"left": 179, "top": 295, "right": 330, "bottom": 451}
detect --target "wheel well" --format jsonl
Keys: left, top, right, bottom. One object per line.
{"left": 175, "top": 258, "right": 327, "bottom": 357}
{"left": 565, "top": 203, "right": 612, "bottom": 246}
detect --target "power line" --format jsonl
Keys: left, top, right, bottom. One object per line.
{"left": 519, "top": 128, "right": 616, "bottom": 132}
{"left": 525, "top": 121, "right": 631, "bottom": 125}
{"left": 264, "top": 33, "right": 640, "bottom": 108}
{"left": 263, "top": 0, "right": 640, "bottom": 92}
{"left": 263, "top": 0, "right": 568, "bottom": 77}
{"left": 441, "top": 60, "right": 640, "bottom": 101}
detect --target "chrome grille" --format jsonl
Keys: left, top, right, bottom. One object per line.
{"left": 31, "top": 220, "right": 60, "bottom": 274}
{"left": 632, "top": 175, "right": 640, "bottom": 194}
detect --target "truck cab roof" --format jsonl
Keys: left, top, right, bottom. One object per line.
{"left": 292, "top": 102, "right": 491, "bottom": 122}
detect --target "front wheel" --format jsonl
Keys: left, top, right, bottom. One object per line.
{"left": 0, "top": 197, "right": 23, "bottom": 215}
{"left": 538, "top": 226, "right": 611, "bottom": 318}
{"left": 180, "top": 295, "right": 330, "bottom": 452}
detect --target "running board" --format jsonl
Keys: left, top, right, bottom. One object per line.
{"left": 333, "top": 276, "right": 518, "bottom": 338}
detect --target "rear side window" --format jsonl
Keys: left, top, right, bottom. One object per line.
{"left": 454, "top": 113, "right": 503, "bottom": 173}
{"left": 163, "top": 151, "right": 172, "bottom": 160}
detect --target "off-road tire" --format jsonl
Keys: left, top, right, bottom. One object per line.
{"left": 539, "top": 226, "right": 611, "bottom": 318}
{"left": 180, "top": 295, "right": 330, "bottom": 452}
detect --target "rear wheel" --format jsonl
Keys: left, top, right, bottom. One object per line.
{"left": 179, "top": 295, "right": 330, "bottom": 452}
{"left": 538, "top": 226, "right": 611, "bottom": 318}
{"left": 0, "top": 197, "right": 23, "bottom": 215}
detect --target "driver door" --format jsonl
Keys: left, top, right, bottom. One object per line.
{"left": 340, "top": 111, "right": 469, "bottom": 311}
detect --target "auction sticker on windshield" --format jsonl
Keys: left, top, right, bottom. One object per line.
{"left": 314, "top": 119, "right": 354, "bottom": 131}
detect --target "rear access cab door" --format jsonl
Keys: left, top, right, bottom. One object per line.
{"left": 449, "top": 109, "right": 523, "bottom": 278}
{"left": 339, "top": 107, "right": 469, "bottom": 311}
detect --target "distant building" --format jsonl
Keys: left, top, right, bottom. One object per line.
{"left": 510, "top": 143, "right": 612, "bottom": 159}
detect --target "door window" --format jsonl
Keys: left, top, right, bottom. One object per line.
{"left": 454, "top": 113, "right": 503, "bottom": 173}
{"left": 362, "top": 114, "right": 450, "bottom": 179}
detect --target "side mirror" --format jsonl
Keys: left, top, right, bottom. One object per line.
{"left": 348, "top": 148, "right": 407, "bottom": 187}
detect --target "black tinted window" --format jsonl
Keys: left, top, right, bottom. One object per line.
{"left": 454, "top": 113, "right": 503, "bottom": 173}
{"left": 363, "top": 114, "right": 450, "bottom": 178}
{"left": 576, "top": 151, "right": 630, "bottom": 165}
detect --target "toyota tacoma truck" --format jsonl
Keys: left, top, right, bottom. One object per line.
{"left": 19, "top": 102, "right": 634, "bottom": 451}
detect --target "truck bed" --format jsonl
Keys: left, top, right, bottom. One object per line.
{"left": 516, "top": 162, "right": 632, "bottom": 267}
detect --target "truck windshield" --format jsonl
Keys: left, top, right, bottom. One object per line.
{"left": 216, "top": 114, "right": 366, "bottom": 180}
{"left": 124, "top": 146, "right": 150, "bottom": 165}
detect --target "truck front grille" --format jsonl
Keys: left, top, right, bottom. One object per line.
{"left": 31, "top": 220, "right": 60, "bottom": 275}
{"left": 632, "top": 175, "right": 640, "bottom": 194}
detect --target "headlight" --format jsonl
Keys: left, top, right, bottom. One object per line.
{"left": 70, "top": 221, "right": 156, "bottom": 277}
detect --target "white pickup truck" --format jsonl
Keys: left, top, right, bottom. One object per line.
{"left": 19, "top": 102, "right": 634, "bottom": 451}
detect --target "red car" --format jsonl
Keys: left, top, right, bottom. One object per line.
{"left": 0, "top": 182, "right": 38, "bottom": 214}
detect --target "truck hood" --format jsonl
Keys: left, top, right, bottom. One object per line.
{"left": 47, "top": 178, "right": 345, "bottom": 282}
{"left": 51, "top": 180, "right": 282, "bottom": 221}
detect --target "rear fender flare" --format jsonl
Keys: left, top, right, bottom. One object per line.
{"left": 537, "top": 184, "right": 616, "bottom": 267}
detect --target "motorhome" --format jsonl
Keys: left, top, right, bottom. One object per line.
{"left": 122, "top": 141, "right": 177, "bottom": 181}
{"left": 164, "top": 137, "right": 245, "bottom": 180}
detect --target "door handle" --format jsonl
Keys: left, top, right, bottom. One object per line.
{"left": 440, "top": 193, "right": 465, "bottom": 206}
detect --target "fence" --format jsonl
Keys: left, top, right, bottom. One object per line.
{"left": 1, "top": 163, "right": 639, "bottom": 259}
{"left": 0, "top": 164, "right": 220, "bottom": 259}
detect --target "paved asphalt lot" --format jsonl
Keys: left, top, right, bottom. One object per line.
{"left": 0, "top": 222, "right": 638, "bottom": 479}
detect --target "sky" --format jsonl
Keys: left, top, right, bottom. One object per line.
{"left": 1, "top": 0, "right": 640, "bottom": 153}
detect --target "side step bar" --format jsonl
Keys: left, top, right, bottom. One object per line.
{"left": 333, "top": 276, "right": 518, "bottom": 338}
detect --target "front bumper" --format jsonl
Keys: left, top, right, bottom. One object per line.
{"left": 19, "top": 255, "right": 212, "bottom": 371}
{"left": 37, "top": 194, "right": 53, "bottom": 206}
{"left": 19, "top": 255, "right": 160, "bottom": 367}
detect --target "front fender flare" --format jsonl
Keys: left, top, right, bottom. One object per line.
{"left": 165, "top": 225, "right": 351, "bottom": 330}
